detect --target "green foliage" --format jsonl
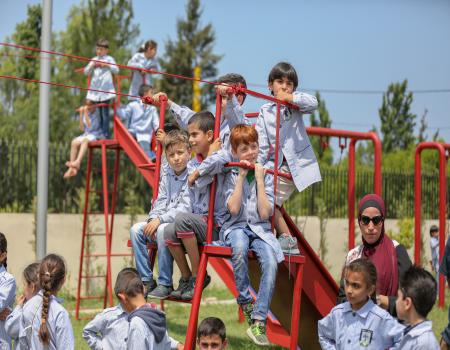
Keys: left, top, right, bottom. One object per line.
{"left": 159, "top": 0, "right": 222, "bottom": 108}
{"left": 315, "top": 197, "right": 329, "bottom": 266}
{"left": 310, "top": 92, "right": 333, "bottom": 166}
{"left": 389, "top": 217, "right": 414, "bottom": 249}
{"left": 379, "top": 80, "right": 416, "bottom": 153}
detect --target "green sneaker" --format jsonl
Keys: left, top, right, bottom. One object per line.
{"left": 241, "top": 303, "right": 254, "bottom": 326}
{"left": 246, "top": 322, "right": 269, "bottom": 346}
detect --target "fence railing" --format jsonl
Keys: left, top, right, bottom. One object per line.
{"left": 0, "top": 140, "right": 448, "bottom": 218}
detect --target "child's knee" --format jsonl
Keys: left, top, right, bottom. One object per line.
{"left": 130, "top": 222, "right": 145, "bottom": 239}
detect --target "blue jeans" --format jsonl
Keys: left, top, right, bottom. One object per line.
{"left": 98, "top": 100, "right": 111, "bottom": 138}
{"left": 138, "top": 140, "right": 156, "bottom": 160}
{"left": 225, "top": 227, "right": 278, "bottom": 322}
{"left": 130, "top": 221, "right": 173, "bottom": 286}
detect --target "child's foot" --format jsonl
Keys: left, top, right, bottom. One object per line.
{"left": 242, "top": 302, "right": 254, "bottom": 326}
{"left": 247, "top": 321, "right": 270, "bottom": 346}
{"left": 71, "top": 159, "right": 81, "bottom": 170}
{"left": 63, "top": 167, "right": 77, "bottom": 179}
{"left": 278, "top": 234, "right": 300, "bottom": 255}
{"left": 65, "top": 161, "right": 71, "bottom": 168}
{"left": 170, "top": 277, "right": 191, "bottom": 299}
{"left": 181, "top": 274, "right": 211, "bottom": 301}
{"left": 148, "top": 284, "right": 173, "bottom": 300}
{"left": 143, "top": 279, "right": 157, "bottom": 299}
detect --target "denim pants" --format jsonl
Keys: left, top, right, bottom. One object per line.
{"left": 98, "top": 100, "right": 111, "bottom": 138}
{"left": 225, "top": 227, "right": 278, "bottom": 322}
{"left": 130, "top": 221, "right": 174, "bottom": 286}
{"left": 138, "top": 140, "right": 156, "bottom": 160}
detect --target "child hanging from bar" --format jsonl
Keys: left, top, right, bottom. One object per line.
{"left": 63, "top": 99, "right": 103, "bottom": 179}
{"left": 117, "top": 84, "right": 159, "bottom": 160}
{"left": 255, "top": 62, "right": 321, "bottom": 254}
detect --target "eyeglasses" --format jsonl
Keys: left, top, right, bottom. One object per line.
{"left": 360, "top": 215, "right": 384, "bottom": 226}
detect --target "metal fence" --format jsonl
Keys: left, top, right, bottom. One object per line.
{"left": 0, "top": 139, "right": 448, "bottom": 218}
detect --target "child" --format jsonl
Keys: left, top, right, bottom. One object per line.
{"left": 5, "top": 262, "right": 40, "bottom": 348}
{"left": 18, "top": 254, "right": 74, "bottom": 349}
{"left": 84, "top": 38, "right": 119, "bottom": 138}
{"left": 220, "top": 124, "right": 283, "bottom": 346}
{"left": 429, "top": 225, "right": 439, "bottom": 276}
{"left": 115, "top": 268, "right": 178, "bottom": 349}
{"left": 117, "top": 84, "right": 159, "bottom": 160}
{"left": 0, "top": 232, "right": 17, "bottom": 349}
{"left": 318, "top": 258, "right": 403, "bottom": 349}
{"left": 128, "top": 40, "right": 159, "bottom": 99}
{"left": 256, "top": 62, "right": 321, "bottom": 254}
{"left": 164, "top": 112, "right": 229, "bottom": 301}
{"left": 64, "top": 99, "right": 103, "bottom": 178}
{"left": 130, "top": 130, "right": 192, "bottom": 299}
{"left": 197, "top": 317, "right": 227, "bottom": 350}
{"left": 394, "top": 265, "right": 439, "bottom": 349}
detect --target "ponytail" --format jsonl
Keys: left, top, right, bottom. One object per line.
{"left": 38, "top": 254, "right": 66, "bottom": 345}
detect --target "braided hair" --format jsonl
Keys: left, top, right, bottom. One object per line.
{"left": 38, "top": 254, "right": 66, "bottom": 345}
{"left": 0, "top": 232, "right": 7, "bottom": 269}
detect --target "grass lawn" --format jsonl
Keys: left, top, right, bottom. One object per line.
{"left": 66, "top": 287, "right": 449, "bottom": 349}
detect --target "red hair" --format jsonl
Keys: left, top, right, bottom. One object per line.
{"left": 230, "top": 124, "right": 258, "bottom": 152}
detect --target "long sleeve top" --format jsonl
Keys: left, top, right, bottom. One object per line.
{"left": 0, "top": 266, "right": 16, "bottom": 349}
{"left": 84, "top": 55, "right": 119, "bottom": 101}
{"left": 127, "top": 53, "right": 159, "bottom": 99}
{"left": 116, "top": 100, "right": 159, "bottom": 143}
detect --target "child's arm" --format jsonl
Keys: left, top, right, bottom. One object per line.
{"left": 145, "top": 173, "right": 169, "bottom": 238}
{"left": 104, "top": 56, "right": 119, "bottom": 74}
{"left": 82, "top": 311, "right": 108, "bottom": 350}
{"left": 5, "top": 304, "right": 22, "bottom": 339}
{"left": 189, "top": 149, "right": 233, "bottom": 187}
{"left": 84, "top": 58, "right": 96, "bottom": 76}
{"left": 127, "top": 53, "right": 145, "bottom": 70}
{"left": 292, "top": 91, "right": 318, "bottom": 114}
{"left": 317, "top": 312, "right": 338, "bottom": 350}
{"left": 227, "top": 163, "right": 248, "bottom": 216}
{"left": 151, "top": 106, "right": 160, "bottom": 134}
{"left": 255, "top": 110, "right": 271, "bottom": 165}
{"left": 0, "top": 277, "right": 16, "bottom": 310}
{"left": 431, "top": 237, "right": 439, "bottom": 249}
{"left": 255, "top": 164, "right": 273, "bottom": 220}
{"left": 152, "top": 92, "right": 194, "bottom": 131}
{"left": 55, "top": 310, "right": 75, "bottom": 350}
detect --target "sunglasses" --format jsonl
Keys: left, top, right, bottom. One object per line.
{"left": 360, "top": 215, "right": 384, "bottom": 226}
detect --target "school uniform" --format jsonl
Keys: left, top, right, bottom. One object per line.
{"left": 75, "top": 108, "right": 104, "bottom": 142}
{"left": 256, "top": 91, "right": 320, "bottom": 203}
{"left": 127, "top": 53, "right": 159, "bottom": 99}
{"left": 318, "top": 299, "right": 404, "bottom": 350}
{"left": 84, "top": 54, "right": 119, "bottom": 138}
{"left": 394, "top": 320, "right": 439, "bottom": 350}
{"left": 131, "top": 163, "right": 191, "bottom": 287}
{"left": 5, "top": 304, "right": 22, "bottom": 349}
{"left": 220, "top": 169, "right": 282, "bottom": 322}
{"left": 82, "top": 305, "right": 128, "bottom": 350}
{"left": 0, "top": 265, "right": 16, "bottom": 350}
{"left": 117, "top": 100, "right": 159, "bottom": 158}
{"left": 18, "top": 291, "right": 74, "bottom": 350}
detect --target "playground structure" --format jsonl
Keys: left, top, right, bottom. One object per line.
{"left": 414, "top": 141, "right": 450, "bottom": 308}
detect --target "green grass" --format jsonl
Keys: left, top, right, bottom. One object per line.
{"left": 66, "top": 287, "right": 450, "bottom": 349}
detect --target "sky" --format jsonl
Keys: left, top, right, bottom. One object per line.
{"left": 1, "top": 0, "right": 449, "bottom": 156}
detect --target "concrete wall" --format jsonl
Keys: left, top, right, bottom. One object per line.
{"left": 0, "top": 213, "right": 442, "bottom": 294}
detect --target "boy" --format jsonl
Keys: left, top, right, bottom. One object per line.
{"left": 221, "top": 124, "right": 284, "bottom": 346}
{"left": 430, "top": 225, "right": 439, "bottom": 275}
{"left": 164, "top": 111, "right": 229, "bottom": 301}
{"left": 395, "top": 265, "right": 439, "bottom": 349}
{"left": 197, "top": 317, "right": 228, "bottom": 350}
{"left": 130, "top": 130, "right": 191, "bottom": 298}
{"left": 256, "top": 62, "right": 320, "bottom": 254}
{"left": 117, "top": 84, "right": 159, "bottom": 160}
{"left": 114, "top": 268, "right": 182, "bottom": 350}
{"left": 128, "top": 40, "right": 159, "bottom": 99}
{"left": 83, "top": 38, "right": 118, "bottom": 138}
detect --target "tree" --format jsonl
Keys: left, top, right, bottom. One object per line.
{"left": 159, "top": 0, "right": 222, "bottom": 109}
{"left": 417, "top": 109, "right": 428, "bottom": 143}
{"left": 309, "top": 92, "right": 333, "bottom": 166}
{"left": 379, "top": 80, "right": 416, "bottom": 153}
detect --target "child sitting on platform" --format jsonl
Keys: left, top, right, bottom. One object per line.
{"left": 64, "top": 99, "right": 103, "bottom": 178}
{"left": 394, "top": 265, "right": 439, "bottom": 349}
{"left": 197, "top": 317, "right": 228, "bottom": 349}
{"left": 219, "top": 124, "right": 283, "bottom": 346}
{"left": 130, "top": 130, "right": 192, "bottom": 299}
{"left": 318, "top": 258, "right": 403, "bottom": 349}
{"left": 117, "top": 84, "right": 159, "bottom": 160}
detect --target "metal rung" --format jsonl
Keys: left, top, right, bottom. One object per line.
{"left": 81, "top": 275, "right": 106, "bottom": 279}
{"left": 86, "top": 232, "right": 105, "bottom": 236}
{"left": 79, "top": 295, "right": 104, "bottom": 300}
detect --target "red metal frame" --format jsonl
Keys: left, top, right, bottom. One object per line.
{"left": 414, "top": 141, "right": 449, "bottom": 308}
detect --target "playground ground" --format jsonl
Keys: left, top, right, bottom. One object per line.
{"left": 65, "top": 285, "right": 449, "bottom": 349}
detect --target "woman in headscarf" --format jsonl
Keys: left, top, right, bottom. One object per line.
{"left": 337, "top": 194, "right": 412, "bottom": 317}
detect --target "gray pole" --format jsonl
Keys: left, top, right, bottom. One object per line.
{"left": 36, "top": 0, "right": 52, "bottom": 260}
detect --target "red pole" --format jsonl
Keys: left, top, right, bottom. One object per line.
{"left": 414, "top": 147, "right": 422, "bottom": 266}
{"left": 348, "top": 139, "right": 357, "bottom": 250}
{"left": 438, "top": 145, "right": 447, "bottom": 308}
{"left": 152, "top": 96, "right": 167, "bottom": 203}
{"left": 272, "top": 103, "right": 281, "bottom": 230}
{"left": 370, "top": 132, "right": 382, "bottom": 195}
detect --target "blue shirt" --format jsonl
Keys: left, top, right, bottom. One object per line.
{"left": 393, "top": 320, "right": 439, "bottom": 350}
{"left": 430, "top": 236, "right": 439, "bottom": 269}
{"left": 18, "top": 291, "right": 74, "bottom": 350}
{"left": 5, "top": 305, "right": 22, "bottom": 350}
{"left": 221, "top": 169, "right": 284, "bottom": 263}
{"left": 256, "top": 91, "right": 321, "bottom": 192}
{"left": 148, "top": 163, "right": 192, "bottom": 224}
{"left": 82, "top": 305, "right": 128, "bottom": 350}
{"left": 0, "top": 265, "right": 16, "bottom": 349}
{"left": 127, "top": 53, "right": 159, "bottom": 99}
{"left": 81, "top": 108, "right": 103, "bottom": 139}
{"left": 318, "top": 299, "right": 404, "bottom": 350}
{"left": 84, "top": 55, "right": 119, "bottom": 101}
{"left": 117, "top": 100, "right": 159, "bottom": 143}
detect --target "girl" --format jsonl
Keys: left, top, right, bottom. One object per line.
{"left": 5, "top": 262, "right": 40, "bottom": 349}
{"left": 318, "top": 259, "right": 403, "bottom": 349}
{"left": 0, "top": 232, "right": 17, "bottom": 350}
{"left": 18, "top": 254, "right": 74, "bottom": 350}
